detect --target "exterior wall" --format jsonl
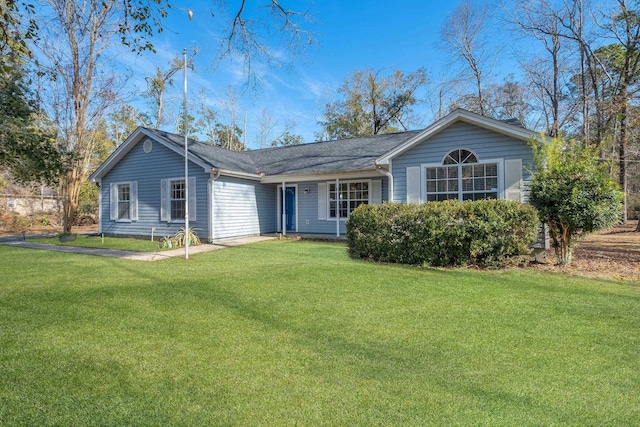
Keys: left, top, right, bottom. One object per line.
{"left": 280, "top": 177, "right": 387, "bottom": 235}
{"left": 212, "top": 176, "right": 277, "bottom": 239}
{"left": 391, "top": 121, "right": 534, "bottom": 203}
{"left": 99, "top": 138, "right": 210, "bottom": 239}
{"left": 1, "top": 195, "right": 59, "bottom": 216}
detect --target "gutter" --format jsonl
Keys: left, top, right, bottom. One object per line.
{"left": 375, "top": 164, "right": 393, "bottom": 203}
{"left": 208, "top": 168, "right": 221, "bottom": 242}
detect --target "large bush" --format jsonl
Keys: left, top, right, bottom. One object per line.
{"left": 529, "top": 137, "right": 623, "bottom": 265}
{"left": 346, "top": 200, "right": 539, "bottom": 268}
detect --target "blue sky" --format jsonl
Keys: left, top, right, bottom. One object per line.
{"left": 120, "top": 1, "right": 510, "bottom": 148}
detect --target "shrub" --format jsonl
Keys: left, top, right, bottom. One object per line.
{"left": 529, "top": 137, "right": 623, "bottom": 265}
{"left": 346, "top": 200, "right": 539, "bottom": 268}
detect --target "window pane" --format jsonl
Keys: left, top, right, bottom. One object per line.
{"left": 462, "top": 178, "right": 473, "bottom": 191}
{"left": 444, "top": 150, "right": 459, "bottom": 164}
{"left": 486, "top": 177, "right": 498, "bottom": 190}
{"left": 426, "top": 180, "right": 436, "bottom": 192}
{"left": 170, "top": 179, "right": 186, "bottom": 220}
{"left": 462, "top": 193, "right": 473, "bottom": 201}
{"left": 117, "top": 184, "right": 130, "bottom": 220}
{"left": 462, "top": 165, "right": 473, "bottom": 179}
{"left": 473, "top": 164, "right": 484, "bottom": 177}
{"left": 437, "top": 180, "right": 446, "bottom": 192}
{"left": 436, "top": 167, "right": 447, "bottom": 179}
{"left": 427, "top": 194, "right": 436, "bottom": 201}
{"left": 426, "top": 168, "right": 436, "bottom": 180}
{"left": 486, "top": 163, "right": 498, "bottom": 177}
{"left": 171, "top": 200, "right": 185, "bottom": 220}
{"left": 448, "top": 179, "right": 458, "bottom": 192}
{"left": 448, "top": 166, "right": 458, "bottom": 178}
{"left": 461, "top": 150, "right": 478, "bottom": 163}
{"left": 474, "top": 178, "right": 486, "bottom": 191}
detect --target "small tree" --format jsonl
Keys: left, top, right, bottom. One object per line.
{"left": 529, "top": 137, "right": 623, "bottom": 265}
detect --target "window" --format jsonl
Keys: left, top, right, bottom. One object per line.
{"left": 117, "top": 184, "right": 131, "bottom": 220}
{"left": 170, "top": 179, "right": 186, "bottom": 220}
{"left": 161, "top": 177, "right": 196, "bottom": 222}
{"left": 426, "top": 149, "right": 498, "bottom": 202}
{"left": 329, "top": 181, "right": 369, "bottom": 218}
{"left": 109, "top": 181, "right": 137, "bottom": 221}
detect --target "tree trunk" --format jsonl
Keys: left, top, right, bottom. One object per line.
{"left": 61, "top": 164, "right": 84, "bottom": 233}
{"left": 619, "top": 104, "right": 628, "bottom": 223}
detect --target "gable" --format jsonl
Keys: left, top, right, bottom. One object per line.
{"left": 393, "top": 121, "right": 533, "bottom": 167}
{"left": 90, "top": 128, "right": 214, "bottom": 182}
{"left": 376, "top": 109, "right": 542, "bottom": 165}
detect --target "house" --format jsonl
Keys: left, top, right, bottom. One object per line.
{"left": 89, "top": 109, "right": 543, "bottom": 241}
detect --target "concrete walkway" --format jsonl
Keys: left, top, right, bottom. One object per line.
{"left": 0, "top": 235, "right": 275, "bottom": 261}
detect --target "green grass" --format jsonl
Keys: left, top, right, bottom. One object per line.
{"left": 0, "top": 240, "right": 638, "bottom": 426}
{"left": 30, "top": 235, "right": 166, "bottom": 252}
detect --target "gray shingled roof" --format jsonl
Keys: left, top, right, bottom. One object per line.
{"left": 144, "top": 128, "right": 259, "bottom": 175}
{"left": 249, "top": 131, "right": 421, "bottom": 175}
{"left": 146, "top": 127, "right": 421, "bottom": 176}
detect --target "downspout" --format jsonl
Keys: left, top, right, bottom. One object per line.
{"left": 376, "top": 165, "right": 393, "bottom": 203}
{"left": 208, "top": 168, "right": 220, "bottom": 242}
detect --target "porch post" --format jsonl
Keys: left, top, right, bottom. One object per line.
{"left": 336, "top": 178, "right": 340, "bottom": 238}
{"left": 282, "top": 181, "right": 286, "bottom": 236}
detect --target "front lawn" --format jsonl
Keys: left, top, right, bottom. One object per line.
{"left": 0, "top": 240, "right": 638, "bottom": 426}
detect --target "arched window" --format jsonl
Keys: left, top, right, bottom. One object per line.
{"left": 425, "top": 149, "right": 498, "bottom": 201}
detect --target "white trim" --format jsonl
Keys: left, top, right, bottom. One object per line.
{"left": 376, "top": 109, "right": 544, "bottom": 165}
{"left": 421, "top": 158, "right": 504, "bottom": 202}
{"left": 260, "top": 169, "right": 381, "bottom": 184}
{"left": 327, "top": 179, "right": 373, "bottom": 221}
{"left": 208, "top": 178, "right": 214, "bottom": 241}
{"left": 110, "top": 181, "right": 137, "bottom": 222}
{"left": 439, "top": 147, "right": 479, "bottom": 165}
{"left": 162, "top": 176, "right": 196, "bottom": 223}
{"left": 276, "top": 184, "right": 298, "bottom": 233}
{"left": 96, "top": 179, "right": 102, "bottom": 233}
{"left": 218, "top": 168, "right": 263, "bottom": 181}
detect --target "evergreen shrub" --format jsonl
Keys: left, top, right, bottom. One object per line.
{"left": 346, "top": 200, "right": 539, "bottom": 268}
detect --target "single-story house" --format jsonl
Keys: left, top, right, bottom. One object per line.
{"left": 89, "top": 109, "right": 543, "bottom": 241}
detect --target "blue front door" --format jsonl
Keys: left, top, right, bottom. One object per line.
{"left": 284, "top": 186, "right": 296, "bottom": 231}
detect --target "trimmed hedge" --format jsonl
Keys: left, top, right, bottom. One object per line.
{"left": 346, "top": 200, "right": 539, "bottom": 268}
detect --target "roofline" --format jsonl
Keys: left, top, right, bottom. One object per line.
{"left": 260, "top": 168, "right": 381, "bottom": 184}
{"left": 89, "top": 127, "right": 214, "bottom": 181}
{"left": 376, "top": 109, "right": 545, "bottom": 165}
{"left": 216, "top": 168, "right": 263, "bottom": 181}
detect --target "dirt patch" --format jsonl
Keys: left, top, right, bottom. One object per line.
{"left": 532, "top": 221, "right": 640, "bottom": 282}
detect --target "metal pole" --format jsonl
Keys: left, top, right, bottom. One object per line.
{"left": 183, "top": 48, "right": 189, "bottom": 260}
{"left": 336, "top": 178, "right": 340, "bottom": 237}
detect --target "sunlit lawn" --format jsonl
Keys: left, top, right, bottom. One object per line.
{"left": 0, "top": 240, "right": 638, "bottom": 426}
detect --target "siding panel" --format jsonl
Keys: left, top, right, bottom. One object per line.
{"left": 100, "top": 138, "right": 210, "bottom": 240}
{"left": 392, "top": 121, "right": 534, "bottom": 203}
{"left": 213, "top": 176, "right": 276, "bottom": 239}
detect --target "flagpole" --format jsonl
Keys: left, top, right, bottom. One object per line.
{"left": 183, "top": 47, "right": 189, "bottom": 260}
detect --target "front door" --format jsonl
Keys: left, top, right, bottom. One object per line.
{"left": 284, "top": 186, "right": 296, "bottom": 231}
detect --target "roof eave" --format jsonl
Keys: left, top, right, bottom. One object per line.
{"left": 376, "top": 109, "right": 545, "bottom": 165}
{"left": 260, "top": 167, "right": 380, "bottom": 183}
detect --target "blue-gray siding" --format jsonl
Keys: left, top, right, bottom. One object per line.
{"left": 213, "top": 176, "right": 276, "bottom": 239}
{"left": 283, "top": 177, "right": 387, "bottom": 235}
{"left": 391, "top": 121, "right": 534, "bottom": 202}
{"left": 99, "top": 139, "right": 210, "bottom": 239}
